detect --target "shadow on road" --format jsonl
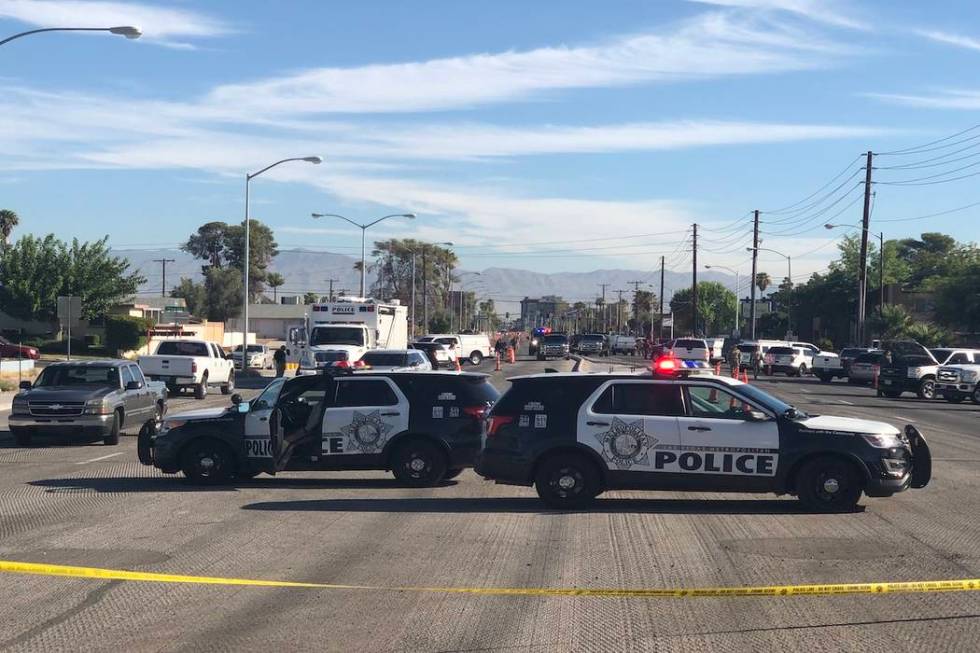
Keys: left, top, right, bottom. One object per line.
{"left": 28, "top": 475, "right": 456, "bottom": 493}
{"left": 240, "top": 496, "right": 828, "bottom": 515}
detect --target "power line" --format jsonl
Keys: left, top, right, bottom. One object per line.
{"left": 876, "top": 123, "right": 980, "bottom": 156}
{"left": 760, "top": 154, "right": 864, "bottom": 215}
{"left": 759, "top": 189, "right": 865, "bottom": 237}
{"left": 876, "top": 198, "right": 980, "bottom": 223}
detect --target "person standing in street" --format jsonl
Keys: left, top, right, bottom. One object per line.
{"left": 274, "top": 345, "right": 287, "bottom": 377}
{"left": 750, "top": 346, "right": 761, "bottom": 380}
{"left": 728, "top": 345, "right": 741, "bottom": 376}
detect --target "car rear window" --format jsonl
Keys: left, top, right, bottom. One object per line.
{"left": 768, "top": 346, "right": 795, "bottom": 354}
{"left": 855, "top": 352, "right": 883, "bottom": 364}
{"left": 155, "top": 341, "right": 209, "bottom": 356}
{"left": 492, "top": 377, "right": 604, "bottom": 434}
{"left": 362, "top": 353, "right": 407, "bottom": 366}
{"left": 674, "top": 339, "right": 705, "bottom": 348}
{"left": 840, "top": 348, "right": 864, "bottom": 357}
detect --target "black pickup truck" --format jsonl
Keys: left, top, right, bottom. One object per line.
{"left": 876, "top": 340, "right": 940, "bottom": 399}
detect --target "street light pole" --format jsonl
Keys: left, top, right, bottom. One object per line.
{"left": 705, "top": 264, "right": 740, "bottom": 336}
{"left": 312, "top": 212, "right": 416, "bottom": 297}
{"left": 746, "top": 246, "right": 792, "bottom": 337}
{"left": 0, "top": 25, "right": 142, "bottom": 47}
{"left": 825, "top": 223, "right": 886, "bottom": 325}
{"left": 242, "top": 156, "right": 321, "bottom": 352}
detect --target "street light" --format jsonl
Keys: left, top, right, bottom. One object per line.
{"left": 705, "top": 264, "right": 740, "bottom": 336}
{"left": 242, "top": 156, "right": 321, "bottom": 351}
{"left": 1, "top": 25, "right": 142, "bottom": 47}
{"left": 312, "top": 212, "right": 416, "bottom": 297}
{"left": 746, "top": 246, "right": 792, "bottom": 337}
{"left": 826, "top": 223, "right": 885, "bottom": 318}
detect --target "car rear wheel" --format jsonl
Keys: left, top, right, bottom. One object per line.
{"left": 796, "top": 457, "right": 863, "bottom": 513}
{"left": 817, "top": 373, "right": 832, "bottom": 383}
{"left": 103, "top": 412, "right": 121, "bottom": 446}
{"left": 797, "top": 364, "right": 808, "bottom": 377}
{"left": 181, "top": 439, "right": 236, "bottom": 485}
{"left": 972, "top": 385, "right": 980, "bottom": 405}
{"left": 917, "top": 379, "right": 936, "bottom": 400}
{"left": 391, "top": 439, "right": 448, "bottom": 487}
{"left": 469, "top": 351, "right": 483, "bottom": 365}
{"left": 535, "top": 452, "right": 601, "bottom": 509}
{"left": 194, "top": 373, "right": 208, "bottom": 400}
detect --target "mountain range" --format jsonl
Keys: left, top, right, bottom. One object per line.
{"left": 118, "top": 248, "right": 739, "bottom": 317}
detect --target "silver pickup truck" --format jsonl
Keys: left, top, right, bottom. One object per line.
{"left": 8, "top": 360, "right": 167, "bottom": 447}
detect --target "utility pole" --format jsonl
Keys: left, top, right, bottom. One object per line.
{"left": 857, "top": 150, "right": 874, "bottom": 345}
{"left": 750, "top": 210, "right": 760, "bottom": 340}
{"left": 627, "top": 280, "right": 644, "bottom": 336}
{"left": 878, "top": 231, "right": 884, "bottom": 317}
{"left": 598, "top": 283, "right": 610, "bottom": 332}
{"left": 422, "top": 250, "right": 429, "bottom": 334}
{"left": 691, "top": 223, "right": 699, "bottom": 337}
{"left": 614, "top": 289, "right": 627, "bottom": 333}
{"left": 153, "top": 258, "right": 175, "bottom": 297}
{"left": 658, "top": 256, "right": 665, "bottom": 341}
{"left": 325, "top": 278, "right": 339, "bottom": 302}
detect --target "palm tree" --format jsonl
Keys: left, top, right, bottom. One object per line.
{"left": 267, "top": 272, "right": 285, "bottom": 302}
{"left": 755, "top": 272, "right": 772, "bottom": 294}
{"left": 0, "top": 209, "right": 19, "bottom": 249}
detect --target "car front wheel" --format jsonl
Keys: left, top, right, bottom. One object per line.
{"left": 391, "top": 439, "right": 448, "bottom": 487}
{"left": 181, "top": 439, "right": 236, "bottom": 484}
{"left": 535, "top": 452, "right": 601, "bottom": 509}
{"left": 796, "top": 457, "right": 863, "bottom": 513}
{"left": 917, "top": 379, "right": 936, "bottom": 400}
{"left": 103, "top": 412, "right": 121, "bottom": 446}
{"left": 972, "top": 385, "right": 980, "bottom": 405}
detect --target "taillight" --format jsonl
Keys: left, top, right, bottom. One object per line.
{"left": 191, "top": 361, "right": 197, "bottom": 374}
{"left": 486, "top": 415, "right": 514, "bottom": 437}
{"left": 463, "top": 405, "right": 487, "bottom": 420}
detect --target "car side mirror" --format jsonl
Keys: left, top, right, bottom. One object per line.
{"left": 231, "top": 393, "right": 243, "bottom": 405}
{"left": 782, "top": 407, "right": 798, "bottom": 420}
{"left": 747, "top": 410, "right": 770, "bottom": 422}
{"left": 126, "top": 380, "right": 141, "bottom": 391}
{"left": 19, "top": 380, "right": 31, "bottom": 390}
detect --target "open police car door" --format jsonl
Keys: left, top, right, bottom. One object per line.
{"left": 242, "top": 377, "right": 287, "bottom": 474}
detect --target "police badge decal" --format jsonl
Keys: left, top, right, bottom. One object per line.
{"left": 595, "top": 417, "right": 659, "bottom": 470}
{"left": 340, "top": 410, "right": 394, "bottom": 454}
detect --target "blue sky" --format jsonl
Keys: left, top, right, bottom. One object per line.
{"left": 2, "top": 0, "right": 980, "bottom": 292}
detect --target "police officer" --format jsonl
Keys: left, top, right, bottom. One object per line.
{"left": 750, "top": 346, "right": 762, "bottom": 379}
{"left": 273, "top": 345, "right": 287, "bottom": 377}
{"left": 728, "top": 345, "right": 741, "bottom": 375}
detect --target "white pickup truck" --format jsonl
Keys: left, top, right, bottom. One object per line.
{"left": 139, "top": 339, "right": 235, "bottom": 399}
{"left": 812, "top": 352, "right": 846, "bottom": 383}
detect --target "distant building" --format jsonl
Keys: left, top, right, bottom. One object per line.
{"left": 225, "top": 303, "right": 309, "bottom": 341}
{"left": 520, "top": 296, "right": 568, "bottom": 330}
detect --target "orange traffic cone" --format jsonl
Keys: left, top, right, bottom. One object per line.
{"left": 508, "top": 347, "right": 516, "bottom": 364}
{"left": 714, "top": 362, "right": 721, "bottom": 375}
{"left": 741, "top": 369, "right": 749, "bottom": 383}
{"left": 495, "top": 353, "right": 501, "bottom": 371}
{"left": 455, "top": 356, "right": 462, "bottom": 372}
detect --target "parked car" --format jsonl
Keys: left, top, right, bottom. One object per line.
{"left": 812, "top": 352, "right": 845, "bottom": 383}
{"left": 848, "top": 351, "right": 885, "bottom": 385}
{"left": 231, "top": 344, "right": 272, "bottom": 370}
{"left": 667, "top": 338, "right": 710, "bottom": 362}
{"left": 416, "top": 333, "right": 492, "bottom": 365}
{"left": 839, "top": 347, "right": 872, "bottom": 374}
{"left": 609, "top": 335, "right": 636, "bottom": 356}
{"left": 576, "top": 334, "right": 608, "bottom": 357}
{"left": 0, "top": 336, "right": 40, "bottom": 360}
{"left": 877, "top": 341, "right": 939, "bottom": 399}
{"left": 764, "top": 346, "right": 810, "bottom": 376}
{"left": 8, "top": 360, "right": 166, "bottom": 446}
{"left": 139, "top": 339, "right": 236, "bottom": 399}
{"left": 936, "top": 361, "right": 980, "bottom": 404}
{"left": 360, "top": 349, "right": 433, "bottom": 371}
{"left": 410, "top": 342, "right": 454, "bottom": 369}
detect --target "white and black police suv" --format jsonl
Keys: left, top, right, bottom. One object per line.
{"left": 476, "top": 358, "right": 931, "bottom": 511}
{"left": 139, "top": 370, "right": 499, "bottom": 486}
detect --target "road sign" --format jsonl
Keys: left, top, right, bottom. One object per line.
{"left": 57, "top": 296, "right": 82, "bottom": 326}
{"left": 661, "top": 314, "right": 673, "bottom": 327}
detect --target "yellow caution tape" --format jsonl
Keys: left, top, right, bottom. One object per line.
{"left": 2, "top": 560, "right": 979, "bottom": 598}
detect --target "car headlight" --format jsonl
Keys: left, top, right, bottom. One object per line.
{"left": 906, "top": 367, "right": 923, "bottom": 379}
{"left": 862, "top": 433, "right": 904, "bottom": 448}
{"left": 11, "top": 398, "right": 28, "bottom": 415}
{"left": 84, "top": 400, "right": 113, "bottom": 415}
{"left": 962, "top": 370, "right": 979, "bottom": 382}
{"left": 159, "top": 419, "right": 187, "bottom": 434}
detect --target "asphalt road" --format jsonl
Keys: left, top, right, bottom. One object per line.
{"left": 1, "top": 356, "right": 978, "bottom": 652}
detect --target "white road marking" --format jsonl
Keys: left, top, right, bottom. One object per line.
{"left": 76, "top": 452, "right": 123, "bottom": 465}
{"left": 836, "top": 399, "right": 854, "bottom": 405}
{"left": 799, "top": 388, "right": 811, "bottom": 394}
{"left": 894, "top": 414, "right": 917, "bottom": 423}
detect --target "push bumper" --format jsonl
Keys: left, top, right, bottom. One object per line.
{"left": 864, "top": 425, "right": 932, "bottom": 496}
{"left": 936, "top": 382, "right": 972, "bottom": 397}
{"left": 8, "top": 413, "right": 114, "bottom": 437}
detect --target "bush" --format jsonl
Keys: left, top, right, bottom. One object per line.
{"left": 816, "top": 337, "right": 835, "bottom": 352}
{"left": 105, "top": 315, "right": 152, "bottom": 354}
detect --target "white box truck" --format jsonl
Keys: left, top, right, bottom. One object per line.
{"left": 287, "top": 298, "right": 408, "bottom": 373}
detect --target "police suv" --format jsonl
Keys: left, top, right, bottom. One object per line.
{"left": 139, "top": 371, "right": 499, "bottom": 486}
{"left": 476, "top": 359, "right": 931, "bottom": 511}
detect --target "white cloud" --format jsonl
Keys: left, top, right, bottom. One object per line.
{"left": 687, "top": 0, "right": 867, "bottom": 30}
{"left": 865, "top": 89, "right": 980, "bottom": 110}
{"left": 914, "top": 29, "right": 980, "bottom": 52}
{"left": 0, "top": 0, "right": 231, "bottom": 46}
{"left": 198, "top": 11, "right": 848, "bottom": 117}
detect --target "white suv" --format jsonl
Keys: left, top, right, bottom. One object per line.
{"left": 668, "top": 338, "right": 710, "bottom": 362}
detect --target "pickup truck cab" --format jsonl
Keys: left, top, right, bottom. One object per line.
{"left": 877, "top": 341, "right": 939, "bottom": 399}
{"left": 9, "top": 360, "right": 166, "bottom": 446}
{"left": 537, "top": 333, "right": 571, "bottom": 360}
{"left": 139, "top": 339, "right": 235, "bottom": 400}
{"left": 934, "top": 350, "right": 980, "bottom": 404}
{"left": 576, "top": 334, "right": 609, "bottom": 357}
{"left": 417, "top": 334, "right": 492, "bottom": 366}
{"left": 141, "top": 371, "right": 499, "bottom": 485}
{"left": 812, "top": 352, "right": 845, "bottom": 383}
{"left": 667, "top": 338, "right": 710, "bottom": 363}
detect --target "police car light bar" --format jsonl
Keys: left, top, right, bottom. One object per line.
{"left": 651, "top": 356, "right": 714, "bottom": 377}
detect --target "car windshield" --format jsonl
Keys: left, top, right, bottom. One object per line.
{"left": 251, "top": 377, "right": 286, "bottom": 410}
{"left": 362, "top": 353, "right": 406, "bottom": 366}
{"left": 930, "top": 349, "right": 953, "bottom": 363}
{"left": 156, "top": 341, "right": 209, "bottom": 356}
{"left": 544, "top": 335, "right": 567, "bottom": 344}
{"left": 675, "top": 339, "right": 705, "bottom": 348}
{"left": 581, "top": 335, "right": 603, "bottom": 342}
{"left": 233, "top": 345, "right": 265, "bottom": 353}
{"left": 310, "top": 327, "right": 365, "bottom": 346}
{"left": 36, "top": 365, "right": 119, "bottom": 388}
{"left": 733, "top": 383, "right": 805, "bottom": 419}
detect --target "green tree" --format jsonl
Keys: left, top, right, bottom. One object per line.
{"left": 266, "top": 272, "right": 285, "bottom": 302}
{"left": 303, "top": 291, "right": 320, "bottom": 305}
{"left": 669, "top": 282, "right": 737, "bottom": 336}
{"left": 755, "top": 272, "right": 772, "bottom": 294}
{"left": 202, "top": 268, "right": 242, "bottom": 321}
{"left": 870, "top": 305, "right": 915, "bottom": 340}
{"left": 0, "top": 234, "right": 144, "bottom": 322}
{"left": 182, "top": 221, "right": 228, "bottom": 270}
{"left": 931, "top": 259, "right": 980, "bottom": 334}
{"left": 171, "top": 277, "right": 206, "bottom": 317}
{"left": 182, "top": 219, "right": 279, "bottom": 301}
{"left": 0, "top": 209, "right": 18, "bottom": 249}
{"left": 105, "top": 315, "right": 152, "bottom": 354}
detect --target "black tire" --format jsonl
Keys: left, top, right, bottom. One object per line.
{"left": 137, "top": 420, "right": 155, "bottom": 465}
{"left": 972, "top": 385, "right": 980, "bottom": 405}
{"left": 391, "top": 439, "right": 448, "bottom": 487}
{"left": 534, "top": 452, "right": 602, "bottom": 509}
{"left": 882, "top": 390, "right": 901, "bottom": 398}
{"left": 796, "top": 456, "right": 863, "bottom": 513}
{"left": 194, "top": 373, "right": 208, "bottom": 400}
{"left": 180, "top": 438, "right": 236, "bottom": 484}
{"left": 917, "top": 379, "right": 936, "bottom": 400}
{"left": 103, "top": 412, "right": 121, "bottom": 446}
{"left": 797, "top": 364, "right": 808, "bottom": 377}
{"left": 469, "top": 351, "right": 483, "bottom": 366}
{"left": 221, "top": 371, "right": 235, "bottom": 395}
{"left": 11, "top": 428, "right": 31, "bottom": 447}
{"left": 443, "top": 467, "right": 465, "bottom": 480}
